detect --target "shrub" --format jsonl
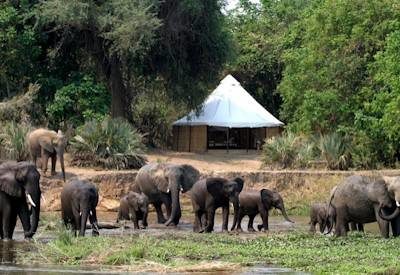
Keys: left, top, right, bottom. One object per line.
{"left": 46, "top": 75, "right": 110, "bottom": 129}
{"left": 318, "top": 133, "right": 351, "bottom": 170}
{"left": 0, "top": 121, "right": 32, "bottom": 161}
{"left": 262, "top": 131, "right": 300, "bottom": 169}
{"left": 70, "top": 117, "right": 147, "bottom": 169}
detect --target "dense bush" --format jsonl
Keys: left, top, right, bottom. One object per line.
{"left": 47, "top": 75, "right": 110, "bottom": 129}
{"left": 0, "top": 121, "right": 31, "bottom": 161}
{"left": 70, "top": 117, "right": 146, "bottom": 169}
{"left": 262, "top": 131, "right": 351, "bottom": 170}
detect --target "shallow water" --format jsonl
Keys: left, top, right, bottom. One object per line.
{"left": 0, "top": 211, "right": 383, "bottom": 274}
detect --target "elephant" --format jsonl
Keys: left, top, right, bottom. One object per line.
{"left": 309, "top": 203, "right": 333, "bottom": 233}
{"left": 134, "top": 163, "right": 200, "bottom": 226}
{"left": 27, "top": 128, "right": 66, "bottom": 181}
{"left": 328, "top": 175, "right": 398, "bottom": 237}
{"left": 191, "top": 177, "right": 244, "bottom": 233}
{"left": 0, "top": 161, "right": 41, "bottom": 240}
{"left": 235, "top": 189, "right": 293, "bottom": 232}
{"left": 61, "top": 179, "right": 99, "bottom": 236}
{"left": 377, "top": 176, "right": 400, "bottom": 236}
{"left": 117, "top": 191, "right": 149, "bottom": 229}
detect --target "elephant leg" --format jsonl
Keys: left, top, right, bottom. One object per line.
{"left": 193, "top": 210, "right": 203, "bottom": 233}
{"left": 357, "top": 223, "right": 364, "bottom": 232}
{"left": 7, "top": 214, "right": 17, "bottom": 240}
{"left": 51, "top": 153, "right": 57, "bottom": 176}
{"left": 248, "top": 214, "right": 256, "bottom": 232}
{"left": 41, "top": 149, "right": 50, "bottom": 175}
{"left": 334, "top": 208, "right": 348, "bottom": 237}
{"left": 222, "top": 205, "right": 229, "bottom": 232}
{"left": 236, "top": 212, "right": 245, "bottom": 232}
{"left": 153, "top": 202, "right": 167, "bottom": 224}
{"left": 349, "top": 222, "right": 357, "bottom": 231}
{"left": 374, "top": 207, "right": 389, "bottom": 238}
{"left": 391, "top": 219, "right": 400, "bottom": 237}
{"left": 160, "top": 194, "right": 172, "bottom": 220}
{"left": 205, "top": 209, "right": 215, "bottom": 233}
{"left": 310, "top": 221, "right": 317, "bottom": 233}
{"left": 344, "top": 223, "right": 350, "bottom": 232}
{"left": 0, "top": 218, "right": 3, "bottom": 239}
{"left": 18, "top": 203, "right": 33, "bottom": 238}
{"left": 258, "top": 209, "right": 269, "bottom": 232}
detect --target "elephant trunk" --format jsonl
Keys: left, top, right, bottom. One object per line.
{"left": 59, "top": 153, "right": 65, "bottom": 182}
{"left": 379, "top": 206, "right": 400, "bottom": 221}
{"left": 79, "top": 210, "right": 89, "bottom": 236}
{"left": 28, "top": 200, "right": 41, "bottom": 238}
{"left": 279, "top": 205, "right": 294, "bottom": 223}
{"left": 165, "top": 188, "right": 181, "bottom": 226}
{"left": 89, "top": 209, "right": 99, "bottom": 236}
{"left": 230, "top": 196, "right": 240, "bottom": 231}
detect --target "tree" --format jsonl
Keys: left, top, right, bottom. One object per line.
{"left": 35, "top": 0, "right": 231, "bottom": 119}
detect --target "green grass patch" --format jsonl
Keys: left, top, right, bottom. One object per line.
{"left": 22, "top": 230, "right": 400, "bottom": 274}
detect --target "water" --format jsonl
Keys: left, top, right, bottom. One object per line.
{"left": 0, "top": 211, "right": 382, "bottom": 274}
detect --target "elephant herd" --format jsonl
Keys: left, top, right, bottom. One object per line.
{"left": 0, "top": 127, "right": 399, "bottom": 240}
{"left": 309, "top": 175, "right": 400, "bottom": 238}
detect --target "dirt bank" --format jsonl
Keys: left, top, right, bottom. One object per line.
{"left": 41, "top": 167, "right": 400, "bottom": 213}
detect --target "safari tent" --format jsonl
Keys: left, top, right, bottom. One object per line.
{"left": 172, "top": 75, "right": 284, "bottom": 152}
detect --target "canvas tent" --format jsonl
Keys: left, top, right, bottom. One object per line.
{"left": 172, "top": 74, "right": 284, "bottom": 152}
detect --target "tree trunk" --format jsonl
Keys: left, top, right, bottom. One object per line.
{"left": 109, "top": 55, "right": 131, "bottom": 119}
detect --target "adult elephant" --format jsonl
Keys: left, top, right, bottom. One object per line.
{"left": 134, "top": 163, "right": 200, "bottom": 226}
{"left": 235, "top": 189, "right": 293, "bottom": 232}
{"left": 378, "top": 176, "right": 400, "bottom": 236}
{"left": 329, "top": 175, "right": 397, "bottom": 237}
{"left": 61, "top": 179, "right": 99, "bottom": 236}
{"left": 191, "top": 177, "right": 244, "bottom": 233}
{"left": 0, "top": 161, "right": 41, "bottom": 239}
{"left": 28, "top": 128, "right": 66, "bottom": 181}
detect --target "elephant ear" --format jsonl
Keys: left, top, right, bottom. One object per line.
{"left": 260, "top": 189, "right": 274, "bottom": 208}
{"left": 232, "top": 177, "right": 244, "bottom": 192}
{"left": 180, "top": 165, "right": 200, "bottom": 193}
{"left": 153, "top": 165, "right": 170, "bottom": 193}
{"left": 206, "top": 178, "right": 225, "bottom": 198}
{"left": 0, "top": 172, "right": 23, "bottom": 197}
{"left": 129, "top": 195, "right": 140, "bottom": 212}
{"left": 38, "top": 135, "right": 55, "bottom": 153}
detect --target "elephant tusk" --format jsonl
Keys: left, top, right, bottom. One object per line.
{"left": 90, "top": 210, "right": 93, "bottom": 216}
{"left": 397, "top": 201, "right": 400, "bottom": 207}
{"left": 167, "top": 188, "right": 170, "bottom": 193}
{"left": 79, "top": 212, "right": 82, "bottom": 216}
{"left": 27, "top": 194, "right": 36, "bottom": 208}
{"left": 180, "top": 187, "right": 184, "bottom": 192}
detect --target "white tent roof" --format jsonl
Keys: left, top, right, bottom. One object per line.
{"left": 173, "top": 74, "right": 284, "bottom": 128}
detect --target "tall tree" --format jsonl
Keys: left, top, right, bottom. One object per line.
{"left": 35, "top": 0, "right": 231, "bottom": 119}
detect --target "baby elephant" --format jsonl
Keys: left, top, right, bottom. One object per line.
{"left": 309, "top": 203, "right": 332, "bottom": 233}
{"left": 117, "top": 191, "right": 149, "bottom": 229}
{"left": 234, "top": 189, "right": 294, "bottom": 232}
{"left": 61, "top": 179, "right": 99, "bottom": 236}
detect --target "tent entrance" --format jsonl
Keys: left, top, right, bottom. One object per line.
{"left": 207, "top": 126, "right": 263, "bottom": 150}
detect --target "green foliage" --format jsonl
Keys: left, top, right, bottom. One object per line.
{"left": 70, "top": 116, "right": 147, "bottom": 169}
{"left": 24, "top": 231, "right": 400, "bottom": 274}
{"left": 0, "top": 121, "right": 31, "bottom": 161}
{"left": 0, "top": 2, "right": 41, "bottom": 99}
{"left": 46, "top": 75, "right": 110, "bottom": 128}
{"left": 262, "top": 131, "right": 300, "bottom": 168}
{"left": 318, "top": 132, "right": 351, "bottom": 170}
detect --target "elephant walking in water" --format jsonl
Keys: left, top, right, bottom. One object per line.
{"left": 28, "top": 128, "right": 66, "bottom": 181}
{"left": 134, "top": 163, "right": 200, "bottom": 226}
{"left": 0, "top": 161, "right": 41, "bottom": 239}
{"left": 61, "top": 180, "right": 99, "bottom": 236}
{"left": 329, "top": 175, "right": 400, "bottom": 237}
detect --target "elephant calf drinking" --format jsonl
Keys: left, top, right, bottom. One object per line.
{"left": 61, "top": 179, "right": 99, "bottom": 236}
{"left": 117, "top": 191, "right": 149, "bottom": 229}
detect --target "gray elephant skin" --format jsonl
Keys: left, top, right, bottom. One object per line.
{"left": 235, "top": 189, "right": 293, "bottom": 232}
{"left": 28, "top": 128, "right": 66, "bottom": 181}
{"left": 309, "top": 203, "right": 333, "bottom": 233}
{"left": 0, "top": 161, "right": 41, "bottom": 239}
{"left": 117, "top": 191, "right": 149, "bottom": 229}
{"left": 329, "top": 175, "right": 400, "bottom": 237}
{"left": 134, "top": 163, "right": 200, "bottom": 226}
{"left": 61, "top": 179, "right": 99, "bottom": 236}
{"left": 191, "top": 177, "right": 244, "bottom": 233}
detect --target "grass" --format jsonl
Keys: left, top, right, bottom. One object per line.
{"left": 21, "top": 230, "right": 400, "bottom": 274}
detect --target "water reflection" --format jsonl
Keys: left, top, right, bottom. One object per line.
{"left": 0, "top": 240, "right": 15, "bottom": 264}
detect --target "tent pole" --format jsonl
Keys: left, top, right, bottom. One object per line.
{"left": 177, "top": 126, "right": 180, "bottom": 151}
{"left": 247, "top": 128, "right": 250, "bottom": 153}
{"left": 226, "top": 128, "right": 229, "bottom": 153}
{"left": 189, "top": 126, "right": 192, "bottom": 152}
